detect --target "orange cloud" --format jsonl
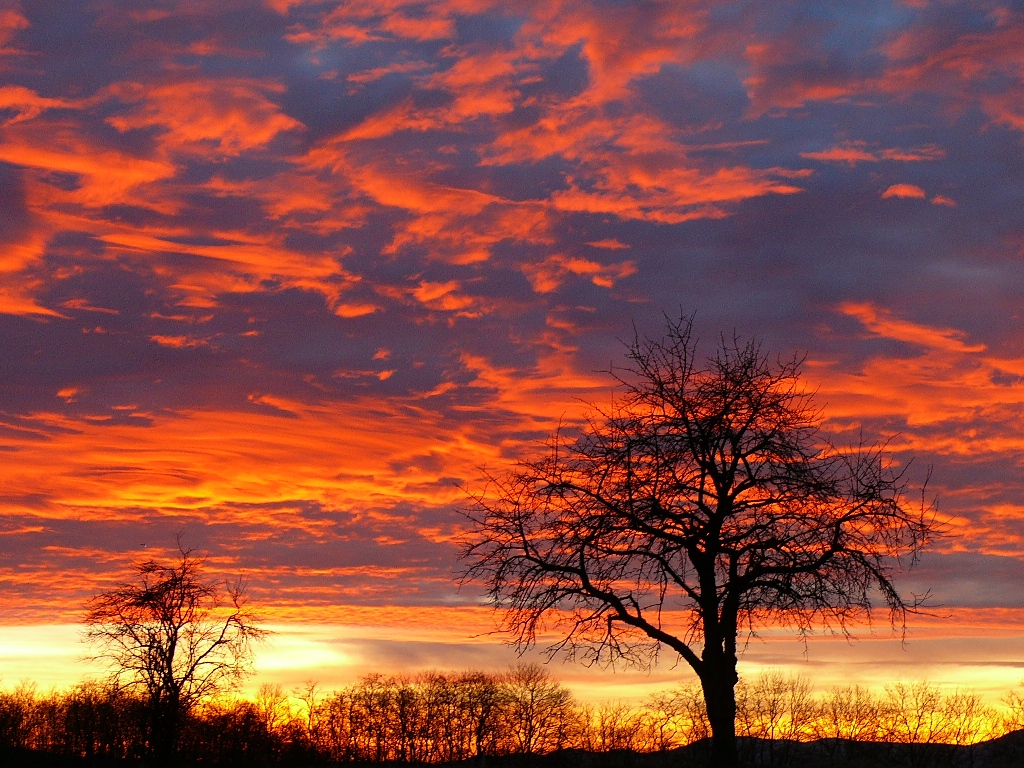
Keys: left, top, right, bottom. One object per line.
{"left": 204, "top": 172, "right": 369, "bottom": 233}
{"left": 285, "top": 0, "right": 493, "bottom": 47}
{"left": 410, "top": 280, "right": 479, "bottom": 312}
{"left": 522, "top": 254, "right": 636, "bottom": 293}
{"left": 0, "top": 341, "right": 614, "bottom": 594}
{"left": 304, "top": 143, "right": 555, "bottom": 264}
{"left": 333, "top": 302, "right": 380, "bottom": 318}
{"left": 96, "top": 226, "right": 359, "bottom": 309}
{"left": 586, "top": 238, "right": 629, "bottom": 250}
{"left": 801, "top": 141, "right": 946, "bottom": 165}
{"left": 0, "top": 85, "right": 80, "bottom": 125}
{"left": 741, "top": 7, "right": 1024, "bottom": 134}
{"left": 339, "top": 46, "right": 525, "bottom": 142}
{"left": 486, "top": 108, "right": 804, "bottom": 223}
{"left": 2, "top": 403, "right": 467, "bottom": 524}
{"left": 149, "top": 334, "right": 208, "bottom": 348}
{"left": 881, "top": 183, "right": 927, "bottom": 199}
{"left": 522, "top": 0, "right": 708, "bottom": 103}
{"left": 743, "top": 38, "right": 864, "bottom": 115}
{"left": 883, "top": 17, "right": 1024, "bottom": 84}
{"left": 0, "top": 8, "right": 28, "bottom": 51}
{"left": 317, "top": 2, "right": 790, "bottom": 235}
{"left": 840, "top": 301, "right": 985, "bottom": 353}
{"left": 106, "top": 79, "right": 303, "bottom": 156}
{"left": 813, "top": 304, "right": 1024, "bottom": 440}
{"left": 0, "top": 120, "right": 177, "bottom": 209}
{"left": 347, "top": 60, "right": 431, "bottom": 84}
{"left": 980, "top": 91, "right": 1024, "bottom": 133}
{"left": 879, "top": 14, "right": 1024, "bottom": 134}
{"left": 551, "top": 165, "right": 801, "bottom": 223}
{"left": 803, "top": 307, "right": 1024, "bottom": 565}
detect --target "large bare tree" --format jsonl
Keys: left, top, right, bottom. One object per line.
{"left": 84, "top": 544, "right": 266, "bottom": 765}
{"left": 462, "top": 316, "right": 936, "bottom": 767}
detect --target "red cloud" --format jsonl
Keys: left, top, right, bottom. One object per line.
{"left": 521, "top": 254, "right": 636, "bottom": 293}
{"left": 106, "top": 79, "right": 303, "bottom": 156}
{"left": 801, "top": 141, "right": 946, "bottom": 165}
{"left": 0, "top": 120, "right": 177, "bottom": 209}
{"left": 881, "top": 183, "right": 927, "bottom": 199}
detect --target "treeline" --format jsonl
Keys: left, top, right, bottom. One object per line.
{"left": 2, "top": 666, "right": 1024, "bottom": 765}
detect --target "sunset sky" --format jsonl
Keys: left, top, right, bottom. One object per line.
{"left": 2, "top": 0, "right": 1024, "bottom": 704}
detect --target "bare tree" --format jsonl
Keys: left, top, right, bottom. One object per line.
{"left": 1002, "top": 683, "right": 1024, "bottom": 734}
{"left": 84, "top": 543, "right": 266, "bottom": 765}
{"left": 462, "top": 315, "right": 936, "bottom": 767}
{"left": 814, "top": 685, "right": 883, "bottom": 742}
{"left": 647, "top": 683, "right": 710, "bottom": 750}
{"left": 500, "top": 663, "right": 578, "bottom": 755}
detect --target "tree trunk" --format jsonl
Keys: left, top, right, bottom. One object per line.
{"left": 701, "top": 659, "right": 739, "bottom": 768}
{"left": 149, "top": 697, "right": 180, "bottom": 768}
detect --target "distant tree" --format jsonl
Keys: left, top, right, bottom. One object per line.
{"left": 457, "top": 670, "right": 504, "bottom": 758}
{"left": 500, "top": 664, "right": 577, "bottom": 755}
{"left": 83, "top": 543, "right": 266, "bottom": 766}
{"left": 736, "top": 671, "right": 817, "bottom": 767}
{"left": 814, "top": 684, "right": 881, "bottom": 742}
{"left": 462, "top": 314, "right": 937, "bottom": 767}
{"left": 1002, "top": 683, "right": 1024, "bottom": 734}
{"left": 646, "top": 683, "right": 710, "bottom": 750}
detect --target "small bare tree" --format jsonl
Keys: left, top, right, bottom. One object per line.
{"left": 462, "top": 315, "right": 937, "bottom": 767}
{"left": 84, "top": 543, "right": 266, "bottom": 765}
{"left": 501, "top": 664, "right": 578, "bottom": 755}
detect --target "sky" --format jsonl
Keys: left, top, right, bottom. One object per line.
{"left": 2, "top": 0, "right": 1024, "bottom": 703}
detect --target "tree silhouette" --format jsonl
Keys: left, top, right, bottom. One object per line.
{"left": 462, "top": 315, "right": 936, "bottom": 767}
{"left": 84, "top": 542, "right": 266, "bottom": 765}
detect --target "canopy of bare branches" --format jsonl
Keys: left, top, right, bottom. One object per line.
{"left": 462, "top": 315, "right": 938, "bottom": 766}
{"left": 83, "top": 544, "right": 266, "bottom": 762}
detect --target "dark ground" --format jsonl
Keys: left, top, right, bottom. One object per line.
{"left": 6, "top": 734, "right": 1024, "bottom": 768}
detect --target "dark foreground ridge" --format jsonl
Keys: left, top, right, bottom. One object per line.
{"left": 6, "top": 732, "right": 1024, "bottom": 768}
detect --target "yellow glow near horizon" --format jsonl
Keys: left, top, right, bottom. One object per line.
{"left": 4, "top": 622, "right": 1023, "bottom": 709}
